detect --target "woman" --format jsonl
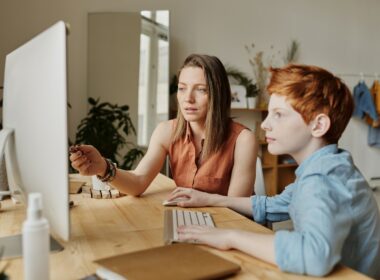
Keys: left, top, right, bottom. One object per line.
{"left": 70, "top": 54, "right": 258, "bottom": 197}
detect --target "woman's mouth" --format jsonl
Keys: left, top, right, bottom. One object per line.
{"left": 184, "top": 107, "right": 198, "bottom": 114}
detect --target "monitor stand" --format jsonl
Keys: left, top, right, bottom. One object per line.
{"left": 0, "top": 129, "right": 64, "bottom": 258}
{"left": 0, "top": 234, "right": 64, "bottom": 259}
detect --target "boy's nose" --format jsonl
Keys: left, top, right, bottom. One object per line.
{"left": 261, "top": 116, "right": 271, "bottom": 131}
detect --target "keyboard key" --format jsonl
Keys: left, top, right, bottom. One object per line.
{"left": 196, "top": 212, "right": 206, "bottom": 225}
{"left": 183, "top": 210, "right": 192, "bottom": 225}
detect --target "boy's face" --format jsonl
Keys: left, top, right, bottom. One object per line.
{"left": 261, "top": 94, "right": 314, "bottom": 162}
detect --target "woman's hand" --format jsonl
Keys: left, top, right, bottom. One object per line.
{"left": 167, "top": 187, "right": 216, "bottom": 207}
{"left": 177, "top": 225, "right": 235, "bottom": 250}
{"left": 69, "top": 145, "right": 107, "bottom": 177}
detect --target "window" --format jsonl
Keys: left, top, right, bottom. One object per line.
{"left": 138, "top": 11, "right": 169, "bottom": 147}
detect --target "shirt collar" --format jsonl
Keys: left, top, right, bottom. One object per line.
{"left": 184, "top": 121, "right": 194, "bottom": 143}
{"left": 295, "top": 144, "right": 338, "bottom": 177}
{"left": 184, "top": 121, "right": 205, "bottom": 144}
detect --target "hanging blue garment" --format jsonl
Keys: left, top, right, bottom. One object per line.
{"left": 353, "top": 81, "right": 379, "bottom": 122}
{"left": 368, "top": 126, "right": 380, "bottom": 148}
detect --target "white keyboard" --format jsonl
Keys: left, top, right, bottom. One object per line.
{"left": 163, "top": 209, "right": 215, "bottom": 244}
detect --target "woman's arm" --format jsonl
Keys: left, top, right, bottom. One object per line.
{"left": 108, "top": 121, "right": 172, "bottom": 196}
{"left": 227, "top": 129, "right": 258, "bottom": 196}
{"left": 70, "top": 121, "right": 173, "bottom": 196}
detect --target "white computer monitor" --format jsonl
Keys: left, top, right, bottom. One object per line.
{"left": 0, "top": 21, "right": 70, "bottom": 242}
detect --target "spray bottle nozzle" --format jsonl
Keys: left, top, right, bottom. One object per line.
{"left": 27, "top": 193, "right": 43, "bottom": 221}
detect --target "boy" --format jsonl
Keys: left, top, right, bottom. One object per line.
{"left": 169, "top": 64, "right": 380, "bottom": 278}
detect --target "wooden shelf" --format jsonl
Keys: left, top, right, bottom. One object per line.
{"left": 278, "top": 163, "right": 298, "bottom": 168}
{"left": 231, "top": 107, "right": 268, "bottom": 113}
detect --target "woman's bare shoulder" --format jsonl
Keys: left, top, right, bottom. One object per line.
{"left": 236, "top": 128, "right": 257, "bottom": 146}
{"left": 155, "top": 119, "right": 175, "bottom": 132}
{"left": 152, "top": 120, "right": 175, "bottom": 148}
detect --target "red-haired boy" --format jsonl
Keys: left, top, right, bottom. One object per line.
{"left": 170, "top": 64, "right": 380, "bottom": 278}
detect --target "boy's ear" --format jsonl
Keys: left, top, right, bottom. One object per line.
{"left": 310, "top": 114, "right": 330, "bottom": 138}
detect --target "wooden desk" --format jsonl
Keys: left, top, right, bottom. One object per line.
{"left": 0, "top": 174, "right": 370, "bottom": 279}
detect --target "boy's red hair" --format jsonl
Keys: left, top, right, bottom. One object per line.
{"left": 267, "top": 64, "right": 353, "bottom": 144}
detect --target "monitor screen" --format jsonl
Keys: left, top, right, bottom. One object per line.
{"left": 2, "top": 21, "right": 70, "bottom": 241}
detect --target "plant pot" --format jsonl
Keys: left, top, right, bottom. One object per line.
{"left": 246, "top": 97, "right": 258, "bottom": 109}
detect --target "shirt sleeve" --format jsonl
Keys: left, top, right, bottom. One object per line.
{"left": 274, "top": 174, "right": 352, "bottom": 276}
{"left": 251, "top": 183, "right": 295, "bottom": 224}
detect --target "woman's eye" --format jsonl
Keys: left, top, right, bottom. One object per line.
{"left": 177, "top": 87, "right": 186, "bottom": 92}
{"left": 274, "top": 112, "right": 281, "bottom": 118}
{"left": 196, "top": 88, "right": 207, "bottom": 94}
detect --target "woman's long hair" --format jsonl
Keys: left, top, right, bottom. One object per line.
{"left": 172, "top": 54, "right": 231, "bottom": 160}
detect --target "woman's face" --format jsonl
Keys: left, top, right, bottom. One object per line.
{"left": 177, "top": 66, "right": 209, "bottom": 124}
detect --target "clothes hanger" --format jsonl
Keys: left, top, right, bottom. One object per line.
{"left": 359, "top": 72, "right": 365, "bottom": 83}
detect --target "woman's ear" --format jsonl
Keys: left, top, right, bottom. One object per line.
{"left": 310, "top": 114, "right": 331, "bottom": 138}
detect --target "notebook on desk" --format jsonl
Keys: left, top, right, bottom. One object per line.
{"left": 94, "top": 243, "right": 240, "bottom": 280}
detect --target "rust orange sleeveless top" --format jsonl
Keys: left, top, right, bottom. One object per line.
{"left": 168, "top": 120, "right": 248, "bottom": 195}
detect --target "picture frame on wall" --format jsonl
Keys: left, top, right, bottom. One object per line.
{"left": 230, "top": 85, "right": 246, "bottom": 109}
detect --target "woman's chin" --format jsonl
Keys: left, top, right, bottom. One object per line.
{"left": 183, "top": 115, "right": 202, "bottom": 122}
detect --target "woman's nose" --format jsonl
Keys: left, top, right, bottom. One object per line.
{"left": 184, "top": 89, "right": 195, "bottom": 102}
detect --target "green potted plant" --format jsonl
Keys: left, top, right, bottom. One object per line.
{"left": 226, "top": 67, "right": 259, "bottom": 109}
{"left": 73, "top": 97, "right": 144, "bottom": 171}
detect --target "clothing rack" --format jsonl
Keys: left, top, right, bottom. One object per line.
{"left": 336, "top": 72, "right": 379, "bottom": 80}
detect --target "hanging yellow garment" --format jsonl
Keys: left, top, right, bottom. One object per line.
{"left": 374, "top": 80, "right": 380, "bottom": 113}
{"left": 365, "top": 80, "right": 380, "bottom": 127}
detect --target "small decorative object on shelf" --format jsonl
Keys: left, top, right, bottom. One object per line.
{"left": 226, "top": 66, "right": 258, "bottom": 109}
{"left": 247, "top": 96, "right": 257, "bottom": 109}
{"left": 245, "top": 44, "right": 276, "bottom": 109}
{"left": 230, "top": 85, "right": 247, "bottom": 109}
{"left": 245, "top": 40, "right": 300, "bottom": 109}
{"left": 280, "top": 156, "right": 297, "bottom": 165}
{"left": 284, "top": 40, "right": 300, "bottom": 64}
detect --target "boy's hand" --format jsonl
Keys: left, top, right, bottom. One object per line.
{"left": 177, "top": 225, "right": 234, "bottom": 250}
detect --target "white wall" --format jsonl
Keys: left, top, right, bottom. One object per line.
{"left": 88, "top": 12, "right": 141, "bottom": 145}
{"left": 1, "top": 0, "right": 379, "bottom": 179}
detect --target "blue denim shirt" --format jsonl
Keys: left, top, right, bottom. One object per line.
{"left": 252, "top": 145, "right": 380, "bottom": 278}
{"left": 353, "top": 81, "right": 378, "bottom": 121}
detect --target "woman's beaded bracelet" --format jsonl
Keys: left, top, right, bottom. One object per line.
{"left": 97, "top": 158, "right": 117, "bottom": 183}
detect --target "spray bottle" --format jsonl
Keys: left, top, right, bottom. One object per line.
{"left": 22, "top": 193, "right": 50, "bottom": 280}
